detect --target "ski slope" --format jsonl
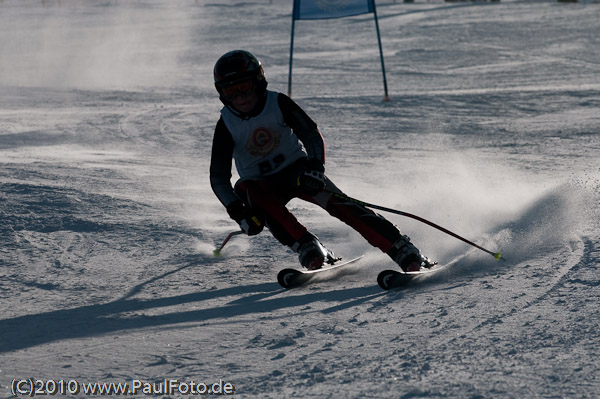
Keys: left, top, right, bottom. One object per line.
{"left": 1, "top": 1, "right": 599, "bottom": 398}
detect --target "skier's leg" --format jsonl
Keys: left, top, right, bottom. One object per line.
{"left": 301, "top": 179, "right": 433, "bottom": 271}
{"left": 235, "top": 174, "right": 334, "bottom": 269}
{"left": 300, "top": 179, "right": 401, "bottom": 252}
{"left": 235, "top": 179, "right": 306, "bottom": 247}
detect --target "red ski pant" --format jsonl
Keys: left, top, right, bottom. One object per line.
{"left": 235, "top": 163, "right": 400, "bottom": 252}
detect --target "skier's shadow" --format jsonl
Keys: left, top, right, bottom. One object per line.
{"left": 0, "top": 275, "right": 385, "bottom": 354}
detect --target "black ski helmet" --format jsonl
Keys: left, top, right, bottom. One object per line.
{"left": 213, "top": 50, "right": 267, "bottom": 102}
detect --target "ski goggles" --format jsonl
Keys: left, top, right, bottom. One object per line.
{"left": 220, "top": 80, "right": 255, "bottom": 100}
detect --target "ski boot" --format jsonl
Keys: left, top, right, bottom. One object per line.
{"left": 293, "top": 233, "right": 338, "bottom": 270}
{"left": 388, "top": 235, "right": 435, "bottom": 272}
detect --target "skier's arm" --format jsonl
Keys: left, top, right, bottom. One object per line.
{"left": 209, "top": 118, "right": 238, "bottom": 208}
{"left": 278, "top": 93, "right": 326, "bottom": 194}
{"left": 277, "top": 93, "right": 325, "bottom": 164}
{"left": 210, "top": 119, "right": 264, "bottom": 235}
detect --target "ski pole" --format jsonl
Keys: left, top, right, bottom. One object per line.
{"left": 325, "top": 189, "right": 504, "bottom": 261}
{"left": 213, "top": 230, "right": 243, "bottom": 257}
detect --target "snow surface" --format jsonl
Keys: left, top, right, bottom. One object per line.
{"left": 1, "top": 0, "right": 599, "bottom": 398}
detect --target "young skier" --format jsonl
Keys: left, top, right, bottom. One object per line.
{"left": 209, "top": 50, "right": 433, "bottom": 271}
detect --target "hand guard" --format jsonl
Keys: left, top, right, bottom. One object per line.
{"left": 297, "top": 158, "right": 325, "bottom": 196}
{"left": 226, "top": 200, "right": 264, "bottom": 236}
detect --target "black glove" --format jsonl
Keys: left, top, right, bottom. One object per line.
{"left": 226, "top": 200, "right": 264, "bottom": 236}
{"left": 297, "top": 158, "right": 325, "bottom": 195}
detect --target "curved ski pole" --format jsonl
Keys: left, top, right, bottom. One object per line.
{"left": 325, "top": 189, "right": 504, "bottom": 261}
{"left": 213, "top": 230, "right": 243, "bottom": 257}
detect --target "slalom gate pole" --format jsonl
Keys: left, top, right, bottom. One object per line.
{"left": 325, "top": 189, "right": 504, "bottom": 261}
{"left": 288, "top": 9, "right": 297, "bottom": 98}
{"left": 213, "top": 230, "right": 243, "bottom": 257}
{"left": 372, "top": 0, "right": 390, "bottom": 102}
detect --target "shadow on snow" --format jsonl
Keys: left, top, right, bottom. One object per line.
{"left": 0, "top": 281, "right": 384, "bottom": 354}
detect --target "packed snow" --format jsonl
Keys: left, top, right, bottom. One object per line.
{"left": 1, "top": 0, "right": 599, "bottom": 398}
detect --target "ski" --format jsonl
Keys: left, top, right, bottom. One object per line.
{"left": 377, "top": 264, "right": 445, "bottom": 290}
{"left": 377, "top": 255, "right": 466, "bottom": 290}
{"left": 277, "top": 255, "right": 364, "bottom": 289}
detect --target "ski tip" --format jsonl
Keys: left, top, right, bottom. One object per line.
{"left": 277, "top": 268, "right": 303, "bottom": 289}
